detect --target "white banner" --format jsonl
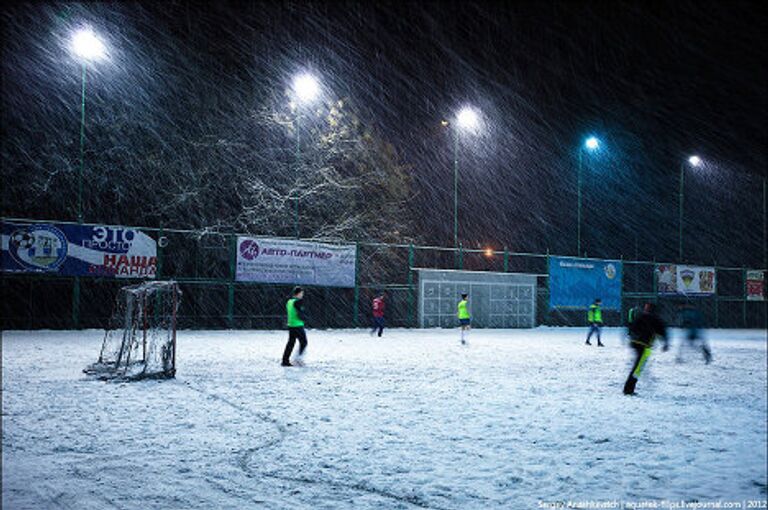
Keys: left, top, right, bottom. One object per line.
{"left": 676, "top": 265, "right": 716, "bottom": 295}
{"left": 657, "top": 264, "right": 716, "bottom": 295}
{"left": 236, "top": 237, "right": 356, "bottom": 287}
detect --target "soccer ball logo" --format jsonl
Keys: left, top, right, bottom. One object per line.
{"left": 604, "top": 263, "right": 616, "bottom": 280}
{"left": 7, "top": 225, "right": 68, "bottom": 271}
{"left": 11, "top": 231, "right": 35, "bottom": 249}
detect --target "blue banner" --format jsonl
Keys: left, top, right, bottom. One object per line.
{"left": 2, "top": 222, "right": 157, "bottom": 278}
{"left": 549, "top": 256, "right": 622, "bottom": 310}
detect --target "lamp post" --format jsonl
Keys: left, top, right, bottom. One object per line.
{"left": 291, "top": 72, "right": 320, "bottom": 238}
{"left": 70, "top": 28, "right": 105, "bottom": 223}
{"left": 451, "top": 107, "right": 480, "bottom": 252}
{"left": 577, "top": 136, "right": 600, "bottom": 256}
{"left": 678, "top": 155, "right": 701, "bottom": 261}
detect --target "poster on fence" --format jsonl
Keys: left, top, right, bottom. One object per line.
{"left": 1, "top": 221, "right": 157, "bottom": 278}
{"left": 656, "top": 264, "right": 716, "bottom": 295}
{"left": 236, "top": 237, "right": 356, "bottom": 287}
{"left": 746, "top": 270, "right": 765, "bottom": 301}
{"left": 548, "top": 256, "right": 622, "bottom": 310}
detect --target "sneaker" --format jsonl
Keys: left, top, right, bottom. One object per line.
{"left": 597, "top": 342, "right": 605, "bottom": 347}
{"left": 281, "top": 361, "right": 292, "bottom": 367}
{"left": 585, "top": 340, "right": 592, "bottom": 345}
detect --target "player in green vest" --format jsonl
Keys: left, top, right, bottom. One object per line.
{"left": 458, "top": 293, "right": 471, "bottom": 345}
{"left": 585, "top": 298, "right": 604, "bottom": 346}
{"left": 281, "top": 286, "right": 308, "bottom": 366}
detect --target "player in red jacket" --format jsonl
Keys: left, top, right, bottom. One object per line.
{"left": 370, "top": 292, "right": 386, "bottom": 337}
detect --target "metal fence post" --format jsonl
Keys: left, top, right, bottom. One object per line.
{"left": 503, "top": 246, "right": 509, "bottom": 272}
{"left": 458, "top": 243, "right": 464, "bottom": 270}
{"left": 157, "top": 224, "right": 164, "bottom": 279}
{"left": 72, "top": 276, "right": 80, "bottom": 328}
{"left": 353, "top": 242, "right": 360, "bottom": 327}
{"left": 227, "top": 234, "right": 236, "bottom": 328}
{"left": 408, "top": 244, "right": 415, "bottom": 326}
{"left": 743, "top": 267, "right": 748, "bottom": 328}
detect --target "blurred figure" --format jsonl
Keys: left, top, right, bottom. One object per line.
{"left": 585, "top": 298, "right": 604, "bottom": 346}
{"left": 677, "top": 303, "right": 712, "bottom": 364}
{"left": 627, "top": 303, "right": 642, "bottom": 325}
{"left": 370, "top": 292, "right": 386, "bottom": 337}
{"left": 624, "top": 303, "right": 643, "bottom": 345}
{"left": 624, "top": 302, "right": 669, "bottom": 395}
{"left": 457, "top": 293, "right": 471, "bottom": 345}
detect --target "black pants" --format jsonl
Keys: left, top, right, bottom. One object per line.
{"left": 624, "top": 342, "right": 651, "bottom": 395}
{"left": 370, "top": 317, "right": 384, "bottom": 337}
{"left": 282, "top": 327, "right": 307, "bottom": 364}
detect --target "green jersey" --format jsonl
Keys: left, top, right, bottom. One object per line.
{"left": 286, "top": 298, "right": 305, "bottom": 328}
{"left": 457, "top": 299, "right": 470, "bottom": 319}
{"left": 588, "top": 304, "right": 602, "bottom": 324}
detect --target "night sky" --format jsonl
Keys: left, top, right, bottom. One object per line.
{"left": 2, "top": 1, "right": 766, "bottom": 266}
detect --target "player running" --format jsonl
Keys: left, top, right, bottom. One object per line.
{"left": 624, "top": 302, "right": 669, "bottom": 395}
{"left": 370, "top": 292, "right": 386, "bottom": 337}
{"left": 458, "top": 293, "right": 471, "bottom": 345}
{"left": 281, "top": 286, "right": 308, "bottom": 367}
{"left": 585, "top": 298, "right": 604, "bottom": 346}
{"left": 677, "top": 303, "right": 712, "bottom": 364}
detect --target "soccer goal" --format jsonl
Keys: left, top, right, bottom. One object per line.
{"left": 416, "top": 269, "right": 538, "bottom": 328}
{"left": 85, "top": 281, "right": 181, "bottom": 380}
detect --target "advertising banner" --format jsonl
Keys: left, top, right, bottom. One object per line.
{"left": 656, "top": 264, "right": 716, "bottom": 296}
{"left": 548, "top": 256, "right": 623, "bottom": 310}
{"left": 746, "top": 270, "right": 765, "bottom": 301}
{"left": 1, "top": 221, "right": 157, "bottom": 278}
{"left": 236, "top": 237, "right": 356, "bottom": 287}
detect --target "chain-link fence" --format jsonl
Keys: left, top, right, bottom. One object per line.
{"left": 1, "top": 218, "right": 765, "bottom": 330}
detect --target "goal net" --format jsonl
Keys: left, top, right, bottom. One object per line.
{"left": 85, "top": 281, "right": 181, "bottom": 380}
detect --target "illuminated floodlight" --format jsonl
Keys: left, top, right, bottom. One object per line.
{"left": 292, "top": 73, "right": 321, "bottom": 103}
{"left": 456, "top": 107, "right": 480, "bottom": 132}
{"left": 688, "top": 155, "right": 701, "bottom": 167}
{"left": 484, "top": 247, "right": 494, "bottom": 257}
{"left": 584, "top": 136, "right": 600, "bottom": 151}
{"left": 71, "top": 28, "right": 106, "bottom": 60}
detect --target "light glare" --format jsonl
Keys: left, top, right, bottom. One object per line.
{"left": 456, "top": 107, "right": 480, "bottom": 131}
{"left": 293, "top": 73, "right": 320, "bottom": 103}
{"left": 688, "top": 155, "right": 701, "bottom": 167}
{"left": 585, "top": 137, "right": 600, "bottom": 151}
{"left": 71, "top": 29, "right": 106, "bottom": 60}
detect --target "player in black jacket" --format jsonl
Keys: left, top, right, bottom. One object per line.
{"left": 624, "top": 302, "right": 669, "bottom": 395}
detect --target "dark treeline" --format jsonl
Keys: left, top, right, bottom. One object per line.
{"left": 1, "top": 1, "right": 765, "bottom": 266}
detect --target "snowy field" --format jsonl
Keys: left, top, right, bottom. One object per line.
{"left": 2, "top": 327, "right": 767, "bottom": 509}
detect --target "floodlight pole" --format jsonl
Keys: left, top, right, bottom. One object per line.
{"left": 763, "top": 177, "right": 767, "bottom": 269}
{"left": 577, "top": 148, "right": 583, "bottom": 256}
{"left": 73, "top": 62, "right": 88, "bottom": 329}
{"left": 453, "top": 126, "right": 459, "bottom": 253}
{"left": 678, "top": 161, "right": 685, "bottom": 262}
{"left": 77, "top": 62, "right": 87, "bottom": 223}
{"left": 294, "top": 113, "right": 301, "bottom": 238}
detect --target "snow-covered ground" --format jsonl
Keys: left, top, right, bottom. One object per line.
{"left": 2, "top": 327, "right": 766, "bottom": 509}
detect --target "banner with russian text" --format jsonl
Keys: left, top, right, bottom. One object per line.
{"left": 236, "top": 237, "right": 356, "bottom": 287}
{"left": 746, "top": 270, "right": 765, "bottom": 301}
{"left": 1, "top": 221, "right": 157, "bottom": 278}
{"left": 548, "top": 256, "right": 623, "bottom": 310}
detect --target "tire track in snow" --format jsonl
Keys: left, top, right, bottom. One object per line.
{"left": 180, "top": 379, "right": 451, "bottom": 510}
